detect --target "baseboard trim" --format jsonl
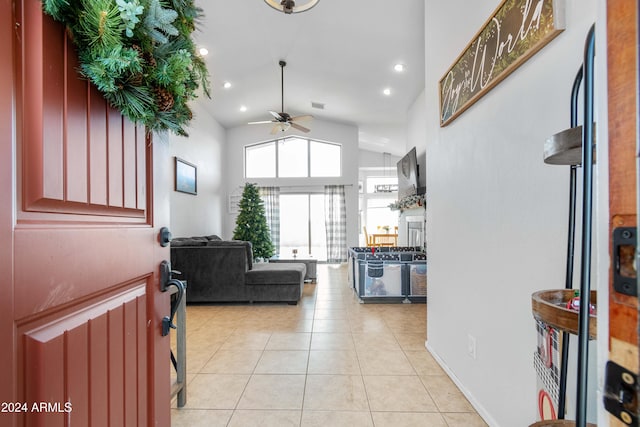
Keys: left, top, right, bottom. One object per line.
{"left": 425, "top": 340, "right": 500, "bottom": 427}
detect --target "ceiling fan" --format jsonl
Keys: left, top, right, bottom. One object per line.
{"left": 248, "top": 60, "right": 313, "bottom": 134}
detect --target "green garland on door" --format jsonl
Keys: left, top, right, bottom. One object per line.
{"left": 41, "top": 0, "right": 210, "bottom": 136}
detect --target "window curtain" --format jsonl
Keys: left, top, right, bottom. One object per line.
{"left": 324, "top": 185, "right": 347, "bottom": 262}
{"left": 259, "top": 186, "right": 280, "bottom": 254}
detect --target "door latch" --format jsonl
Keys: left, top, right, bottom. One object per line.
{"left": 159, "top": 227, "right": 172, "bottom": 247}
{"left": 613, "top": 227, "right": 637, "bottom": 297}
{"left": 604, "top": 361, "right": 639, "bottom": 426}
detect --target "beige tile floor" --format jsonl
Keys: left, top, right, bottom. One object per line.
{"left": 171, "top": 264, "right": 487, "bottom": 427}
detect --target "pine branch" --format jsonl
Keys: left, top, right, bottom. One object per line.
{"left": 42, "top": 0, "right": 73, "bottom": 22}
{"left": 104, "top": 85, "right": 155, "bottom": 122}
{"left": 77, "top": 0, "right": 123, "bottom": 50}
{"left": 116, "top": 0, "right": 144, "bottom": 38}
{"left": 153, "top": 110, "right": 189, "bottom": 136}
{"left": 144, "top": 0, "right": 178, "bottom": 44}
{"left": 192, "top": 54, "right": 210, "bottom": 98}
{"left": 81, "top": 46, "right": 143, "bottom": 94}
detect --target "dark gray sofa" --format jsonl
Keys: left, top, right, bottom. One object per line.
{"left": 170, "top": 236, "right": 306, "bottom": 304}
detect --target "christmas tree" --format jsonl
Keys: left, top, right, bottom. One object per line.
{"left": 233, "top": 183, "right": 275, "bottom": 260}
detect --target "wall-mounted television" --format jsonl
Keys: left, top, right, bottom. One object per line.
{"left": 397, "top": 147, "right": 419, "bottom": 200}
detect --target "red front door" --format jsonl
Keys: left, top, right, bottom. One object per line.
{"left": 0, "top": 1, "right": 171, "bottom": 426}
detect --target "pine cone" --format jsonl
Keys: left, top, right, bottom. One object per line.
{"left": 154, "top": 86, "right": 174, "bottom": 111}
{"left": 144, "top": 52, "right": 157, "bottom": 68}
{"left": 128, "top": 72, "right": 144, "bottom": 86}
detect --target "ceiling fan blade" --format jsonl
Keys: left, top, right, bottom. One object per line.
{"left": 290, "top": 114, "right": 313, "bottom": 122}
{"left": 269, "top": 111, "right": 284, "bottom": 121}
{"left": 290, "top": 122, "right": 310, "bottom": 133}
{"left": 248, "top": 120, "right": 275, "bottom": 125}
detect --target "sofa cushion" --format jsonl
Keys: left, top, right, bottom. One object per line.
{"left": 171, "top": 237, "right": 207, "bottom": 247}
{"left": 205, "top": 240, "right": 253, "bottom": 270}
{"left": 245, "top": 263, "right": 306, "bottom": 285}
{"left": 205, "top": 234, "right": 222, "bottom": 241}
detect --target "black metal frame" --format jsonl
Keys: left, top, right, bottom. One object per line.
{"left": 557, "top": 64, "right": 583, "bottom": 420}
{"left": 576, "top": 24, "right": 596, "bottom": 427}
{"left": 554, "top": 25, "right": 595, "bottom": 426}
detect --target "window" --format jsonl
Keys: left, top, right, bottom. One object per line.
{"left": 279, "top": 194, "right": 327, "bottom": 260}
{"left": 366, "top": 176, "right": 398, "bottom": 194}
{"left": 366, "top": 198, "right": 398, "bottom": 234}
{"left": 245, "top": 137, "right": 341, "bottom": 178}
{"left": 359, "top": 173, "right": 399, "bottom": 246}
{"left": 278, "top": 138, "right": 308, "bottom": 177}
{"left": 310, "top": 140, "right": 341, "bottom": 177}
{"left": 245, "top": 142, "right": 276, "bottom": 178}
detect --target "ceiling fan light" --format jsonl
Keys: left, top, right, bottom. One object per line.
{"left": 264, "top": 0, "right": 320, "bottom": 14}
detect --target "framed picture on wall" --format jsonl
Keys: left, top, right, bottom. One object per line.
{"left": 175, "top": 157, "right": 197, "bottom": 195}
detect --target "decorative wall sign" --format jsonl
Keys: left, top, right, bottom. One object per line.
{"left": 439, "top": 0, "right": 565, "bottom": 126}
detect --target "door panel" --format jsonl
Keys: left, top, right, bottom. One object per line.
{"left": 65, "top": 40, "right": 88, "bottom": 205}
{"left": 5, "top": 1, "right": 171, "bottom": 425}
{"left": 13, "top": 228, "right": 153, "bottom": 319}
{"left": 89, "top": 86, "right": 108, "bottom": 207}
{"left": 18, "top": 0, "right": 147, "bottom": 218}
{"left": 19, "top": 284, "right": 146, "bottom": 426}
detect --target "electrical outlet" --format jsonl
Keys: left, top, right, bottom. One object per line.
{"left": 467, "top": 334, "right": 477, "bottom": 360}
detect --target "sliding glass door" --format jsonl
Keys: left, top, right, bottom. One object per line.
{"left": 279, "top": 194, "right": 327, "bottom": 261}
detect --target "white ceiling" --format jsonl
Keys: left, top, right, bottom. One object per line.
{"left": 193, "top": 0, "right": 425, "bottom": 156}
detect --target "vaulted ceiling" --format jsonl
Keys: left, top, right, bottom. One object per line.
{"left": 194, "top": 0, "right": 425, "bottom": 155}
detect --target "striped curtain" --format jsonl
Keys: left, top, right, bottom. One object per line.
{"left": 324, "top": 185, "right": 347, "bottom": 262}
{"left": 259, "top": 186, "right": 280, "bottom": 254}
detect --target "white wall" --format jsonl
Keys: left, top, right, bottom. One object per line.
{"left": 166, "top": 102, "right": 226, "bottom": 238}
{"left": 358, "top": 149, "right": 401, "bottom": 169}
{"left": 407, "top": 89, "right": 427, "bottom": 190}
{"left": 224, "top": 118, "right": 359, "bottom": 245}
{"left": 425, "top": 1, "right": 597, "bottom": 425}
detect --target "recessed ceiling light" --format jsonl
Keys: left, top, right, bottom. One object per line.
{"left": 239, "top": 105, "right": 247, "bottom": 112}
{"left": 199, "top": 47, "right": 209, "bottom": 56}
{"left": 383, "top": 88, "right": 391, "bottom": 96}
{"left": 223, "top": 81, "right": 232, "bottom": 89}
{"left": 394, "top": 63, "right": 405, "bottom": 72}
